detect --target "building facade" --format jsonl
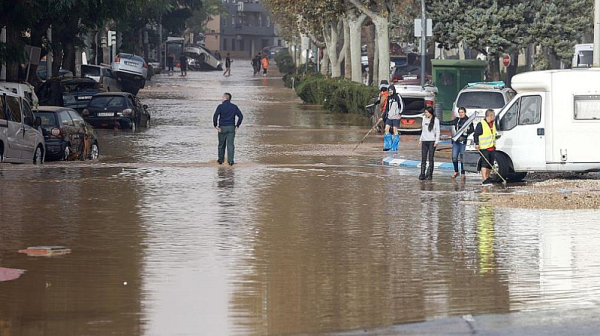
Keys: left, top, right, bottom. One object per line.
{"left": 205, "top": 0, "right": 282, "bottom": 59}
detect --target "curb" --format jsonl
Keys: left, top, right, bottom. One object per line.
{"left": 383, "top": 156, "right": 459, "bottom": 171}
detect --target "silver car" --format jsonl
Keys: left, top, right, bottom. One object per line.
{"left": 81, "top": 64, "right": 122, "bottom": 92}
{"left": 1, "top": 90, "right": 45, "bottom": 164}
{"left": 111, "top": 53, "right": 148, "bottom": 81}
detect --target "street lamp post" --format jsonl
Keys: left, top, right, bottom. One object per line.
{"left": 594, "top": 0, "right": 600, "bottom": 66}
{"left": 420, "top": 0, "right": 426, "bottom": 86}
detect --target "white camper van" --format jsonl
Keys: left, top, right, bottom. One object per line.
{"left": 572, "top": 44, "right": 593, "bottom": 68}
{"left": 463, "top": 69, "right": 600, "bottom": 181}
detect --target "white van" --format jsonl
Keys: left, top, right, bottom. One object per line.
{"left": 0, "top": 91, "right": 45, "bottom": 164}
{"left": 0, "top": 82, "right": 39, "bottom": 107}
{"left": 463, "top": 69, "right": 600, "bottom": 181}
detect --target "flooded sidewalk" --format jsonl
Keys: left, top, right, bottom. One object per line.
{"left": 2, "top": 68, "right": 600, "bottom": 336}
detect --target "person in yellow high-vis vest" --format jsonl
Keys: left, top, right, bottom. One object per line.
{"left": 473, "top": 109, "right": 497, "bottom": 185}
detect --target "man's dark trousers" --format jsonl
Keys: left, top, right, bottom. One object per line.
{"left": 218, "top": 126, "right": 236, "bottom": 164}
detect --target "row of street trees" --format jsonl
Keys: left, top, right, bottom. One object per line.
{"left": 0, "top": 0, "right": 217, "bottom": 85}
{"left": 264, "top": 0, "right": 593, "bottom": 85}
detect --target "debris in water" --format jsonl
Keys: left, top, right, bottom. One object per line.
{"left": 0, "top": 267, "right": 26, "bottom": 282}
{"left": 18, "top": 246, "right": 72, "bottom": 257}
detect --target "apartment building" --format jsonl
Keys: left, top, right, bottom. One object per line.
{"left": 205, "top": 0, "right": 282, "bottom": 59}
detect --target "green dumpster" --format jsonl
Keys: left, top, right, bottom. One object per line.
{"left": 432, "top": 60, "right": 487, "bottom": 120}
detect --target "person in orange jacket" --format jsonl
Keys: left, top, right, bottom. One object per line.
{"left": 261, "top": 56, "right": 269, "bottom": 77}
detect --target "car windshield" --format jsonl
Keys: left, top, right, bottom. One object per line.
{"left": 457, "top": 91, "right": 505, "bottom": 109}
{"left": 34, "top": 112, "right": 57, "bottom": 130}
{"left": 89, "top": 96, "right": 127, "bottom": 108}
{"left": 395, "top": 66, "right": 420, "bottom": 75}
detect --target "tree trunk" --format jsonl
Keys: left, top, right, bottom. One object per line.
{"left": 321, "top": 49, "right": 330, "bottom": 76}
{"left": 344, "top": 19, "right": 351, "bottom": 79}
{"left": 5, "top": 26, "right": 21, "bottom": 81}
{"left": 488, "top": 54, "right": 500, "bottom": 81}
{"left": 62, "top": 42, "right": 75, "bottom": 73}
{"left": 324, "top": 20, "right": 346, "bottom": 78}
{"left": 347, "top": 13, "right": 367, "bottom": 83}
{"left": 367, "top": 24, "right": 375, "bottom": 86}
{"left": 373, "top": 17, "right": 390, "bottom": 83}
{"left": 506, "top": 51, "right": 519, "bottom": 87}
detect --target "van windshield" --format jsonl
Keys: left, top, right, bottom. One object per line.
{"left": 34, "top": 112, "right": 58, "bottom": 130}
{"left": 576, "top": 50, "right": 593, "bottom": 67}
{"left": 457, "top": 92, "right": 505, "bottom": 109}
{"left": 89, "top": 96, "right": 127, "bottom": 108}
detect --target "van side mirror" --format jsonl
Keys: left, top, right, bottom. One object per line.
{"left": 34, "top": 116, "right": 42, "bottom": 128}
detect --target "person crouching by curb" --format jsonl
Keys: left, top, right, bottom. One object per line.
{"left": 440, "top": 106, "right": 474, "bottom": 179}
{"left": 418, "top": 106, "right": 440, "bottom": 180}
{"left": 379, "top": 85, "right": 403, "bottom": 151}
{"left": 474, "top": 109, "right": 497, "bottom": 186}
{"left": 213, "top": 92, "right": 244, "bottom": 166}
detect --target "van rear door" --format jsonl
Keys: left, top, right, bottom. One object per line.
{"left": 496, "top": 94, "right": 546, "bottom": 171}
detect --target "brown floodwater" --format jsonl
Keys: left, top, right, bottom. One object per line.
{"left": 2, "top": 67, "right": 600, "bottom": 336}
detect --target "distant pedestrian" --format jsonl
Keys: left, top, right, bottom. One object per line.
{"left": 166, "top": 54, "right": 175, "bottom": 75}
{"left": 179, "top": 53, "right": 187, "bottom": 76}
{"left": 474, "top": 109, "right": 497, "bottom": 186}
{"left": 223, "top": 53, "right": 232, "bottom": 77}
{"left": 251, "top": 53, "right": 261, "bottom": 76}
{"left": 419, "top": 106, "right": 440, "bottom": 180}
{"left": 261, "top": 55, "right": 269, "bottom": 76}
{"left": 440, "top": 106, "right": 474, "bottom": 179}
{"left": 379, "top": 84, "right": 403, "bottom": 151}
{"left": 213, "top": 92, "right": 244, "bottom": 166}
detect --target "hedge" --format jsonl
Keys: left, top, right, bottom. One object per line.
{"left": 275, "top": 53, "right": 378, "bottom": 116}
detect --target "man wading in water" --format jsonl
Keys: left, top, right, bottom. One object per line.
{"left": 213, "top": 93, "right": 244, "bottom": 166}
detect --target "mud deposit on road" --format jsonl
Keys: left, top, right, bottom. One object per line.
{"left": 489, "top": 178, "right": 600, "bottom": 210}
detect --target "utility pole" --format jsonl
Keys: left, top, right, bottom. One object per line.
{"left": 594, "top": 0, "right": 600, "bottom": 66}
{"left": 420, "top": 0, "right": 426, "bottom": 86}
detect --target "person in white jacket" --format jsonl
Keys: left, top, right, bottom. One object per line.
{"left": 418, "top": 106, "right": 440, "bottom": 180}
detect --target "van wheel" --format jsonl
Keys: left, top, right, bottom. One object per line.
{"left": 0, "top": 144, "right": 4, "bottom": 163}
{"left": 491, "top": 152, "right": 511, "bottom": 183}
{"left": 33, "top": 146, "right": 44, "bottom": 165}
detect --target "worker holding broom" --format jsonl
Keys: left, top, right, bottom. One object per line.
{"left": 474, "top": 109, "right": 497, "bottom": 186}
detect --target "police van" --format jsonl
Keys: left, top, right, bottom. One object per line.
{"left": 463, "top": 69, "right": 600, "bottom": 181}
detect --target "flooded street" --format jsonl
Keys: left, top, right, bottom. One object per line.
{"left": 2, "top": 69, "right": 600, "bottom": 335}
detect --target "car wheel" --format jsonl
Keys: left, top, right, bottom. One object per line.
{"left": 33, "top": 145, "right": 43, "bottom": 165}
{"left": 62, "top": 145, "right": 70, "bottom": 161}
{"left": 491, "top": 152, "right": 511, "bottom": 183}
{"left": 89, "top": 142, "right": 100, "bottom": 160}
{"left": 0, "top": 144, "right": 3, "bottom": 163}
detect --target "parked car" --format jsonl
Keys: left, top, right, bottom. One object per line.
{"left": 36, "top": 78, "right": 102, "bottom": 113}
{"left": 81, "top": 64, "right": 122, "bottom": 92}
{"left": 391, "top": 65, "right": 431, "bottom": 85}
{"left": 372, "top": 85, "right": 438, "bottom": 133}
{"left": 463, "top": 69, "right": 600, "bottom": 182}
{"left": 34, "top": 106, "right": 99, "bottom": 161}
{"left": 452, "top": 82, "right": 515, "bottom": 123}
{"left": 147, "top": 59, "right": 162, "bottom": 74}
{"left": 0, "top": 82, "right": 39, "bottom": 107}
{"left": 82, "top": 92, "right": 150, "bottom": 131}
{"left": 111, "top": 53, "right": 148, "bottom": 95}
{"left": 0, "top": 90, "right": 45, "bottom": 164}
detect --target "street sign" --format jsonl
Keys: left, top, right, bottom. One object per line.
{"left": 503, "top": 54, "right": 511, "bottom": 67}
{"left": 414, "top": 19, "right": 433, "bottom": 37}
